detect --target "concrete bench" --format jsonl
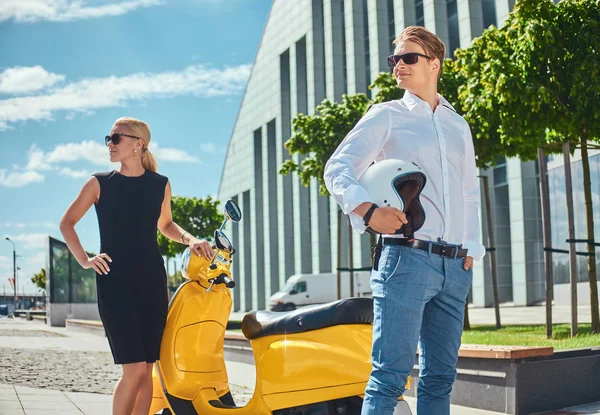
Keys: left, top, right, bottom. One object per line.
{"left": 31, "top": 314, "right": 46, "bottom": 324}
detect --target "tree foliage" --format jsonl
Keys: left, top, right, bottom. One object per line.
{"left": 31, "top": 268, "right": 46, "bottom": 292}
{"left": 280, "top": 94, "right": 371, "bottom": 196}
{"left": 157, "top": 195, "right": 224, "bottom": 259}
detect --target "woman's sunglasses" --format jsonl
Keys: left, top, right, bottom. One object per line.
{"left": 104, "top": 133, "right": 141, "bottom": 146}
{"left": 387, "top": 52, "right": 431, "bottom": 67}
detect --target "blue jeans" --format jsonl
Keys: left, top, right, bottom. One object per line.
{"left": 361, "top": 244, "right": 473, "bottom": 415}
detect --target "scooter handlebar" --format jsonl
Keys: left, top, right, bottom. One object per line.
{"left": 219, "top": 273, "right": 236, "bottom": 289}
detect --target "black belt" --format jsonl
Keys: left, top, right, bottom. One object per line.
{"left": 382, "top": 238, "right": 468, "bottom": 258}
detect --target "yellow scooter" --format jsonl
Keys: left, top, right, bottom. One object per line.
{"left": 149, "top": 200, "right": 411, "bottom": 415}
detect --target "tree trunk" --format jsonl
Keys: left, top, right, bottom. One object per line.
{"left": 463, "top": 301, "right": 471, "bottom": 331}
{"left": 538, "top": 147, "right": 554, "bottom": 339}
{"left": 481, "top": 175, "right": 501, "bottom": 329}
{"left": 563, "top": 142, "right": 578, "bottom": 336}
{"left": 581, "top": 136, "right": 600, "bottom": 333}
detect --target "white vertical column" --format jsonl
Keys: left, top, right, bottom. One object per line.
{"left": 395, "top": 0, "right": 416, "bottom": 35}
{"left": 289, "top": 43, "right": 303, "bottom": 276}
{"left": 310, "top": 179, "right": 321, "bottom": 272}
{"left": 261, "top": 126, "right": 271, "bottom": 299}
{"left": 368, "top": 0, "right": 389, "bottom": 81}
{"left": 494, "top": 0, "right": 513, "bottom": 27}
{"left": 423, "top": 0, "right": 449, "bottom": 50}
{"left": 344, "top": 0, "right": 358, "bottom": 95}
{"left": 249, "top": 187, "right": 258, "bottom": 309}
{"left": 457, "top": 0, "right": 484, "bottom": 48}
{"left": 329, "top": 196, "right": 340, "bottom": 274}
{"left": 306, "top": 30, "right": 317, "bottom": 114}
{"left": 324, "top": 0, "right": 335, "bottom": 100}
{"left": 238, "top": 192, "right": 247, "bottom": 311}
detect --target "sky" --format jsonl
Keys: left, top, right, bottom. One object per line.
{"left": 0, "top": 0, "right": 272, "bottom": 295}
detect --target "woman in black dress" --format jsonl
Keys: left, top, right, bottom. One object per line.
{"left": 59, "top": 117, "right": 213, "bottom": 415}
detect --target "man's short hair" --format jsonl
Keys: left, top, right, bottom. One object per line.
{"left": 393, "top": 26, "right": 446, "bottom": 79}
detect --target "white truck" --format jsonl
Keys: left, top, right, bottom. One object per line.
{"left": 268, "top": 271, "right": 372, "bottom": 311}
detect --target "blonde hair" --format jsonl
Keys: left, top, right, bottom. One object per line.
{"left": 113, "top": 117, "right": 158, "bottom": 172}
{"left": 393, "top": 26, "right": 446, "bottom": 79}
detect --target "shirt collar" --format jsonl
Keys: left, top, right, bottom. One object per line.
{"left": 401, "top": 90, "right": 456, "bottom": 113}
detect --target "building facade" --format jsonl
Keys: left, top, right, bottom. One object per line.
{"left": 218, "top": 0, "right": 587, "bottom": 312}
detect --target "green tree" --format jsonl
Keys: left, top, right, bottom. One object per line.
{"left": 157, "top": 195, "right": 224, "bottom": 286}
{"left": 31, "top": 268, "right": 46, "bottom": 292}
{"left": 471, "top": 0, "right": 600, "bottom": 332}
{"left": 280, "top": 93, "right": 371, "bottom": 195}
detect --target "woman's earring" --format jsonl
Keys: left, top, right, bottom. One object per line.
{"left": 134, "top": 149, "right": 137, "bottom": 153}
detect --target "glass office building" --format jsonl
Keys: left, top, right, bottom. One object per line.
{"left": 218, "top": 0, "right": 591, "bottom": 312}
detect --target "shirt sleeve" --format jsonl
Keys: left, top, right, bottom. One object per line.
{"left": 323, "top": 104, "right": 392, "bottom": 233}
{"left": 462, "top": 125, "right": 486, "bottom": 261}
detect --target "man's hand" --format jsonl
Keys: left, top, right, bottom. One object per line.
{"left": 369, "top": 206, "right": 408, "bottom": 234}
{"left": 463, "top": 256, "right": 473, "bottom": 271}
{"left": 354, "top": 203, "right": 407, "bottom": 234}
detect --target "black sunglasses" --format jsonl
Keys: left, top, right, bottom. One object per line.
{"left": 104, "top": 133, "right": 141, "bottom": 146}
{"left": 387, "top": 53, "right": 431, "bottom": 67}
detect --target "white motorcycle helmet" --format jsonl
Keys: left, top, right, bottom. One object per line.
{"left": 358, "top": 159, "right": 427, "bottom": 236}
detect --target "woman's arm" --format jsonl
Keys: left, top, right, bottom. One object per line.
{"left": 157, "top": 181, "right": 214, "bottom": 259}
{"left": 59, "top": 177, "right": 111, "bottom": 275}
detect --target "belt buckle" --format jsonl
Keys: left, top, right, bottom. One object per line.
{"left": 439, "top": 245, "right": 450, "bottom": 257}
{"left": 439, "top": 244, "right": 457, "bottom": 258}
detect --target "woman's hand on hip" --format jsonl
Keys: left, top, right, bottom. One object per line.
{"left": 190, "top": 238, "right": 214, "bottom": 259}
{"left": 83, "top": 253, "right": 112, "bottom": 275}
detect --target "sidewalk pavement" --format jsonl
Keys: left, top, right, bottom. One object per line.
{"left": 3, "top": 362, "right": 600, "bottom": 414}
{"left": 2, "top": 318, "right": 600, "bottom": 414}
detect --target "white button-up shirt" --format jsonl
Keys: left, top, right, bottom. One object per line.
{"left": 324, "top": 91, "right": 486, "bottom": 261}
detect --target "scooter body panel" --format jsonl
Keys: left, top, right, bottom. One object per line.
{"left": 158, "top": 280, "right": 233, "bottom": 401}
{"left": 252, "top": 324, "right": 373, "bottom": 396}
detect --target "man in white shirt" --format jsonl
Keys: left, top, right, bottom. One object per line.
{"left": 324, "top": 26, "right": 486, "bottom": 415}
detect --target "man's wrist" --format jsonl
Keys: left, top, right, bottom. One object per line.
{"left": 362, "top": 203, "right": 379, "bottom": 227}
{"left": 353, "top": 202, "right": 375, "bottom": 217}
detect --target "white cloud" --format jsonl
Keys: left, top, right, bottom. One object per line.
{"left": 0, "top": 256, "right": 11, "bottom": 271}
{"left": 0, "top": 63, "right": 252, "bottom": 130}
{"left": 46, "top": 141, "right": 113, "bottom": 167}
{"left": 25, "top": 145, "right": 53, "bottom": 170}
{"left": 0, "top": 140, "right": 200, "bottom": 187}
{"left": 59, "top": 167, "right": 90, "bottom": 178}
{"left": 0, "top": 169, "right": 45, "bottom": 187}
{"left": 0, "top": 66, "right": 65, "bottom": 94}
{"left": 200, "top": 143, "right": 218, "bottom": 153}
{"left": 150, "top": 143, "right": 200, "bottom": 163}
{"left": 1, "top": 222, "right": 56, "bottom": 229}
{"left": 3, "top": 233, "right": 48, "bottom": 250}
{"left": 0, "top": 0, "right": 163, "bottom": 23}
{"left": 27, "top": 252, "right": 46, "bottom": 271}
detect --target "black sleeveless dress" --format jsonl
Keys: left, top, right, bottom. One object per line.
{"left": 93, "top": 170, "right": 169, "bottom": 364}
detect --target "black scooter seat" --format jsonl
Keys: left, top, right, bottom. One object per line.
{"left": 241, "top": 297, "right": 373, "bottom": 340}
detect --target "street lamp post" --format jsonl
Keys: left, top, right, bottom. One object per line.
{"left": 5, "top": 237, "right": 16, "bottom": 308}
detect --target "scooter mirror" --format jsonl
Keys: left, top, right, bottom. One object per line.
{"left": 224, "top": 200, "right": 242, "bottom": 222}
{"left": 214, "top": 229, "right": 232, "bottom": 250}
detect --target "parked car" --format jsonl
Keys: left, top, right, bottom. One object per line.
{"left": 0, "top": 305, "right": 9, "bottom": 318}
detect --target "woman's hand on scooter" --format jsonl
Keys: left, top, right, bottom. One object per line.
{"left": 189, "top": 238, "right": 214, "bottom": 259}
